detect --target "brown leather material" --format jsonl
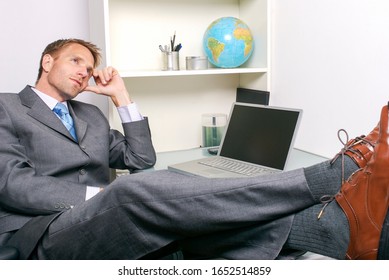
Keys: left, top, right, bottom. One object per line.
{"left": 335, "top": 104, "right": 389, "bottom": 259}
{"left": 343, "top": 125, "right": 379, "bottom": 168}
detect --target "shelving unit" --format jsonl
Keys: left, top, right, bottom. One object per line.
{"left": 89, "top": 0, "right": 271, "bottom": 152}
{"left": 119, "top": 67, "right": 268, "bottom": 78}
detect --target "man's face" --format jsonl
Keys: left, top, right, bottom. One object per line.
{"left": 43, "top": 43, "right": 95, "bottom": 101}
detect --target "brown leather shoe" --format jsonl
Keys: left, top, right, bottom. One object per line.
{"left": 335, "top": 104, "right": 389, "bottom": 259}
{"left": 332, "top": 125, "right": 379, "bottom": 169}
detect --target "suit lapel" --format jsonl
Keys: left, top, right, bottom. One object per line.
{"left": 19, "top": 86, "right": 80, "bottom": 142}
{"left": 68, "top": 101, "right": 88, "bottom": 142}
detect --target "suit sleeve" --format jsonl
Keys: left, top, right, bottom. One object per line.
{"left": 108, "top": 117, "right": 157, "bottom": 171}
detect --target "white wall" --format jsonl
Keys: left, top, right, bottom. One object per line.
{"left": 0, "top": 0, "right": 107, "bottom": 115}
{"left": 271, "top": 0, "right": 389, "bottom": 158}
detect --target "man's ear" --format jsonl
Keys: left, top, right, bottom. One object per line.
{"left": 41, "top": 54, "right": 54, "bottom": 73}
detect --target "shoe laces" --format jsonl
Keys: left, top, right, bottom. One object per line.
{"left": 330, "top": 129, "right": 351, "bottom": 185}
{"left": 318, "top": 129, "right": 352, "bottom": 219}
{"left": 330, "top": 129, "right": 374, "bottom": 183}
{"left": 318, "top": 129, "right": 374, "bottom": 219}
{"left": 317, "top": 194, "right": 334, "bottom": 220}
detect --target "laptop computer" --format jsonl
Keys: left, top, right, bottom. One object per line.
{"left": 168, "top": 102, "right": 302, "bottom": 178}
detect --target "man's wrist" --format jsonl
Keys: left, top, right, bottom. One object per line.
{"left": 117, "top": 103, "right": 143, "bottom": 123}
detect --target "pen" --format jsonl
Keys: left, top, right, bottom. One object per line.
{"left": 171, "top": 31, "right": 176, "bottom": 51}
{"left": 160, "top": 32, "right": 181, "bottom": 53}
{"left": 174, "top": 43, "right": 182, "bottom": 52}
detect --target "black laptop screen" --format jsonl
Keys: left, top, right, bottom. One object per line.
{"left": 219, "top": 104, "right": 301, "bottom": 170}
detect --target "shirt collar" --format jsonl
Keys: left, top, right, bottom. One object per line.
{"left": 31, "top": 87, "right": 68, "bottom": 110}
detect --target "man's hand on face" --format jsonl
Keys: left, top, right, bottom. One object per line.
{"left": 85, "top": 66, "right": 132, "bottom": 107}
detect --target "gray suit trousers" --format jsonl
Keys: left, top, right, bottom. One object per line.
{"left": 35, "top": 168, "right": 316, "bottom": 259}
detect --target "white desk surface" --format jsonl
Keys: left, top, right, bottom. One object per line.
{"left": 151, "top": 147, "right": 328, "bottom": 171}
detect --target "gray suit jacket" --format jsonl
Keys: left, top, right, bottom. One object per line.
{"left": 0, "top": 86, "right": 156, "bottom": 242}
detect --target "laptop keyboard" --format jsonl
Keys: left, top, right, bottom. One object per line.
{"left": 198, "top": 157, "right": 277, "bottom": 176}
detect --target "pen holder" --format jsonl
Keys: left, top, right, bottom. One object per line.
{"left": 162, "top": 51, "right": 180, "bottom": 71}
{"left": 201, "top": 113, "right": 227, "bottom": 147}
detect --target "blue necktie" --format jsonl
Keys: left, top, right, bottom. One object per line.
{"left": 53, "top": 103, "right": 78, "bottom": 141}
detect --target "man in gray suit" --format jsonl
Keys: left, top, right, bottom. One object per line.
{"left": 0, "top": 38, "right": 387, "bottom": 260}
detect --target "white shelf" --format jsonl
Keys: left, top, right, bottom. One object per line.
{"left": 89, "top": 0, "right": 269, "bottom": 75}
{"left": 120, "top": 67, "right": 268, "bottom": 78}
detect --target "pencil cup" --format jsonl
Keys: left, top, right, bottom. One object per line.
{"left": 201, "top": 113, "right": 227, "bottom": 147}
{"left": 162, "top": 51, "right": 180, "bottom": 71}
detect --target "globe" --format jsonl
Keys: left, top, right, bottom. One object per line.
{"left": 203, "top": 17, "right": 254, "bottom": 68}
